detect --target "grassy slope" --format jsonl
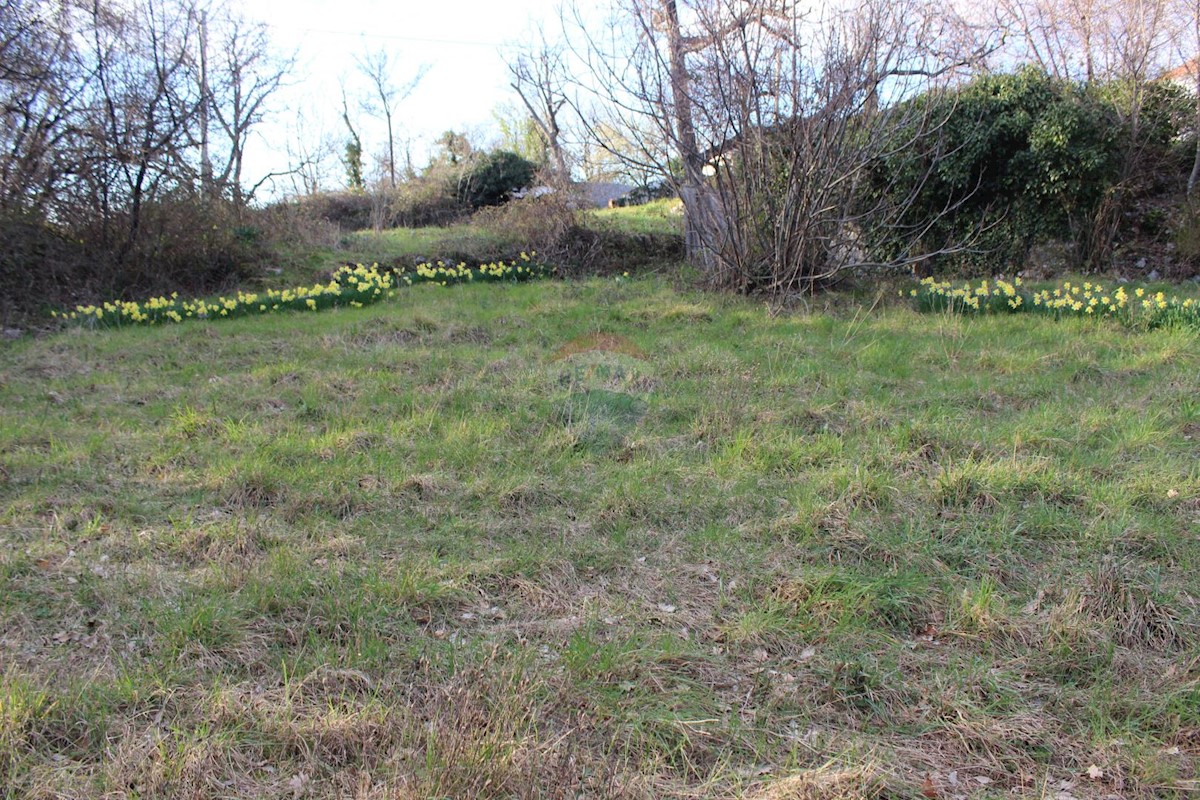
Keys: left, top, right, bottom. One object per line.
{"left": 263, "top": 200, "right": 685, "bottom": 289}
{"left": 262, "top": 223, "right": 523, "bottom": 290}
{"left": 582, "top": 198, "right": 685, "bottom": 236}
{"left": 1, "top": 278, "right": 1198, "bottom": 799}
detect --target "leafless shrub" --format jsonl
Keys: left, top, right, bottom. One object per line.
{"left": 571, "top": 0, "right": 995, "bottom": 293}
{"left": 475, "top": 180, "right": 682, "bottom": 275}
{"left": 0, "top": 0, "right": 290, "bottom": 311}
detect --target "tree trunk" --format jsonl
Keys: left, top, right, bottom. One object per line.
{"left": 1191, "top": 75, "right": 1200, "bottom": 199}
{"left": 198, "top": 11, "right": 213, "bottom": 197}
{"left": 662, "top": 0, "right": 714, "bottom": 274}
{"left": 386, "top": 110, "right": 395, "bottom": 188}
{"left": 1188, "top": 140, "right": 1199, "bottom": 198}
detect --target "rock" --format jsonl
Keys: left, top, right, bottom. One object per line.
{"left": 1148, "top": 269, "right": 1161, "bottom": 280}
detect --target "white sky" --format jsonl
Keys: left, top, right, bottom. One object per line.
{"left": 235, "top": 0, "right": 573, "bottom": 196}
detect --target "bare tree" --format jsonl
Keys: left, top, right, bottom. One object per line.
{"left": 200, "top": 8, "right": 292, "bottom": 206}
{"left": 283, "top": 106, "right": 337, "bottom": 197}
{"left": 0, "top": 0, "right": 311, "bottom": 313}
{"left": 355, "top": 48, "right": 426, "bottom": 188}
{"left": 572, "top": 0, "right": 992, "bottom": 292}
{"left": 507, "top": 29, "right": 572, "bottom": 179}
{"left": 998, "top": 0, "right": 1181, "bottom": 84}
{"left": 0, "top": 0, "right": 83, "bottom": 216}
{"left": 493, "top": 103, "right": 550, "bottom": 164}
{"left": 81, "top": 0, "right": 207, "bottom": 259}
{"left": 1185, "top": 0, "right": 1200, "bottom": 198}
{"left": 996, "top": 0, "right": 1099, "bottom": 79}
{"left": 581, "top": 119, "right": 662, "bottom": 185}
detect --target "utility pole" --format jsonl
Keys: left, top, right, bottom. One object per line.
{"left": 198, "top": 9, "right": 213, "bottom": 197}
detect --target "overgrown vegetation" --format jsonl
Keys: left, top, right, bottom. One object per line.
{"left": 0, "top": 0, "right": 291, "bottom": 322}
{"left": 5, "top": 0, "right": 1200, "bottom": 796}
{"left": 474, "top": 193, "right": 684, "bottom": 276}
{"left": 2, "top": 278, "right": 1197, "bottom": 797}
{"left": 56, "top": 257, "right": 551, "bottom": 327}
{"left": 876, "top": 68, "right": 1190, "bottom": 274}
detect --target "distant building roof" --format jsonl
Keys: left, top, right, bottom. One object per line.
{"left": 510, "top": 181, "right": 634, "bottom": 208}
{"left": 580, "top": 182, "right": 632, "bottom": 208}
{"left": 510, "top": 185, "right": 555, "bottom": 200}
{"left": 1163, "top": 58, "right": 1199, "bottom": 88}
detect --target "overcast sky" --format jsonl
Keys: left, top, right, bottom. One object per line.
{"left": 236, "top": 0, "right": 573, "bottom": 196}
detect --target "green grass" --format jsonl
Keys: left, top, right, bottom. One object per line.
{"left": 1, "top": 278, "right": 1198, "bottom": 798}
{"left": 583, "top": 198, "right": 684, "bottom": 236}
{"left": 345, "top": 223, "right": 520, "bottom": 262}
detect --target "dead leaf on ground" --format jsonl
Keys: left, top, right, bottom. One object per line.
{"left": 288, "top": 772, "right": 309, "bottom": 798}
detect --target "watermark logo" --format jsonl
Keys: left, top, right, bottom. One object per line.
{"left": 550, "top": 334, "right": 655, "bottom": 452}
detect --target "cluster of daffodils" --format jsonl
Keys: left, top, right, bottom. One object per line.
{"left": 59, "top": 264, "right": 397, "bottom": 327}
{"left": 402, "top": 252, "right": 551, "bottom": 286}
{"left": 908, "top": 276, "right": 1200, "bottom": 331}
{"left": 56, "top": 254, "right": 552, "bottom": 328}
{"left": 908, "top": 276, "right": 1029, "bottom": 313}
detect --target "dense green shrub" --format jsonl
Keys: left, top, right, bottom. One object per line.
{"left": 870, "top": 67, "right": 1188, "bottom": 274}
{"left": 456, "top": 151, "right": 536, "bottom": 209}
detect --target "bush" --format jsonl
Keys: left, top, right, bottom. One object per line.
{"left": 278, "top": 151, "right": 538, "bottom": 235}
{"left": 291, "top": 191, "right": 376, "bottom": 231}
{"left": 871, "top": 67, "right": 1189, "bottom": 274}
{"left": 108, "top": 195, "right": 263, "bottom": 292}
{"left": 1174, "top": 209, "right": 1200, "bottom": 268}
{"left": 390, "top": 177, "right": 465, "bottom": 227}
{"left": 456, "top": 151, "right": 536, "bottom": 209}
{"left": 0, "top": 210, "right": 92, "bottom": 323}
{"left": 0, "top": 195, "right": 267, "bottom": 321}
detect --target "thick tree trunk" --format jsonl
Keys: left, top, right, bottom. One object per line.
{"left": 662, "top": 0, "right": 715, "bottom": 274}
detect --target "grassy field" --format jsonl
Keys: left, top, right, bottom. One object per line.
{"left": 1, "top": 276, "right": 1198, "bottom": 798}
